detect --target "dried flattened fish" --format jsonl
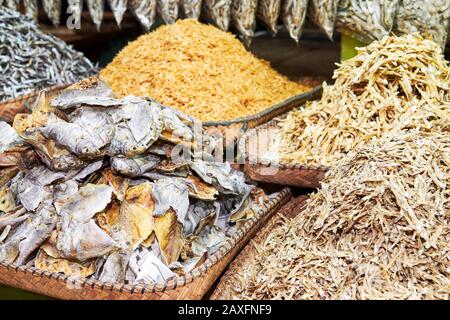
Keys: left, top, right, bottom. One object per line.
{"left": 0, "top": 184, "right": 16, "bottom": 213}
{"left": 157, "top": 0, "right": 179, "bottom": 24}
{"left": 35, "top": 250, "right": 96, "bottom": 278}
{"left": 151, "top": 178, "right": 190, "bottom": 223}
{"left": 0, "top": 121, "right": 24, "bottom": 153}
{"left": 153, "top": 209, "right": 185, "bottom": 265}
{"left": 128, "top": 0, "right": 157, "bottom": 31}
{"left": 97, "top": 169, "right": 130, "bottom": 201}
{"left": 309, "top": 0, "right": 341, "bottom": 40}
{"left": 108, "top": 0, "right": 128, "bottom": 27}
{"left": 282, "top": 0, "right": 308, "bottom": 42}
{"left": 256, "top": 0, "right": 282, "bottom": 34}
{"left": 185, "top": 175, "right": 219, "bottom": 201}
{"left": 128, "top": 247, "right": 176, "bottom": 284}
{"left": 0, "top": 207, "right": 29, "bottom": 230}
{"left": 111, "top": 153, "right": 160, "bottom": 177}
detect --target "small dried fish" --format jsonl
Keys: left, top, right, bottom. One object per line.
{"left": 231, "top": 0, "right": 257, "bottom": 44}
{"left": 128, "top": 0, "right": 157, "bottom": 31}
{"left": 157, "top": 0, "right": 179, "bottom": 24}
{"left": 42, "top": 0, "right": 63, "bottom": 27}
{"left": 281, "top": 0, "right": 308, "bottom": 42}
{"left": 180, "top": 0, "right": 202, "bottom": 19}
{"left": 87, "top": 0, "right": 105, "bottom": 31}
{"left": 108, "top": 0, "right": 128, "bottom": 27}
{"left": 256, "top": 0, "right": 282, "bottom": 34}
{"left": 309, "top": 0, "right": 340, "bottom": 40}
{"left": 0, "top": 9, "right": 97, "bottom": 101}
{"left": 336, "top": 0, "right": 400, "bottom": 43}
{"left": 203, "top": 0, "right": 233, "bottom": 30}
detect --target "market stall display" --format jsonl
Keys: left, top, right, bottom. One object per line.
{"left": 214, "top": 127, "right": 449, "bottom": 299}
{"left": 100, "top": 19, "right": 313, "bottom": 122}
{"left": 0, "top": 9, "right": 97, "bottom": 102}
{"left": 0, "top": 77, "right": 284, "bottom": 292}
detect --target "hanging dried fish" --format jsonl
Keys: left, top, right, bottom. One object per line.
{"left": 108, "top": 0, "right": 128, "bottom": 27}
{"left": 203, "top": 0, "right": 233, "bottom": 31}
{"left": 281, "top": 0, "right": 308, "bottom": 42}
{"left": 128, "top": 0, "right": 157, "bottom": 30}
{"left": 0, "top": 9, "right": 97, "bottom": 101}
{"left": 87, "top": 0, "right": 105, "bottom": 31}
{"left": 231, "top": 0, "right": 258, "bottom": 45}
{"left": 256, "top": 0, "right": 281, "bottom": 34}
{"left": 394, "top": 0, "right": 450, "bottom": 49}
{"left": 42, "top": 0, "right": 62, "bottom": 27}
{"left": 5, "top": 0, "right": 19, "bottom": 10}
{"left": 309, "top": 0, "right": 340, "bottom": 40}
{"left": 180, "top": 0, "right": 202, "bottom": 19}
{"left": 157, "top": 0, "right": 179, "bottom": 24}
{"left": 23, "top": 0, "right": 39, "bottom": 21}
{"left": 67, "top": 0, "right": 83, "bottom": 28}
{"left": 336, "top": 0, "right": 400, "bottom": 43}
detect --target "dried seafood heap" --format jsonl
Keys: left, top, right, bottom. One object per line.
{"left": 100, "top": 19, "right": 311, "bottom": 122}
{"left": 235, "top": 128, "right": 450, "bottom": 299}
{"left": 0, "top": 9, "right": 97, "bottom": 101}
{"left": 0, "top": 78, "right": 271, "bottom": 285}
{"left": 276, "top": 34, "right": 450, "bottom": 166}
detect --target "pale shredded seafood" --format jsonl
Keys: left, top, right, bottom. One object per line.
{"left": 277, "top": 34, "right": 450, "bottom": 166}
{"left": 235, "top": 129, "right": 450, "bottom": 300}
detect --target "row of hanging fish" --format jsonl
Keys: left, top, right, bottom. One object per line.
{"left": 3, "top": 1, "right": 449, "bottom": 46}
{"left": 0, "top": 77, "right": 273, "bottom": 284}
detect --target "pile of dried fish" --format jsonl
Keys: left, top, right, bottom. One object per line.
{"left": 100, "top": 19, "right": 311, "bottom": 122}
{"left": 233, "top": 128, "right": 450, "bottom": 300}
{"left": 275, "top": 34, "right": 450, "bottom": 166}
{"left": 0, "top": 78, "right": 271, "bottom": 285}
{"left": 336, "top": 0, "right": 400, "bottom": 43}
{"left": 394, "top": 0, "right": 450, "bottom": 49}
{"left": 0, "top": 9, "right": 97, "bottom": 101}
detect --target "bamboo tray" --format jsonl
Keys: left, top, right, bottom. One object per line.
{"left": 0, "top": 84, "right": 70, "bottom": 123}
{"left": 210, "top": 195, "right": 309, "bottom": 300}
{"left": 0, "top": 188, "right": 292, "bottom": 300}
{"left": 238, "top": 118, "right": 329, "bottom": 189}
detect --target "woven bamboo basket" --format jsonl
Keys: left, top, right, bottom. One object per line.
{"left": 210, "top": 195, "right": 309, "bottom": 300}
{"left": 0, "top": 84, "right": 71, "bottom": 123}
{"left": 0, "top": 188, "right": 292, "bottom": 300}
{"left": 238, "top": 118, "right": 329, "bottom": 189}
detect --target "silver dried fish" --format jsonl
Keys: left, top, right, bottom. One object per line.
{"left": 203, "top": 0, "right": 233, "bottom": 30}
{"left": 282, "top": 0, "right": 308, "bottom": 42}
{"left": 128, "top": 0, "right": 157, "bottom": 31}
{"left": 0, "top": 121, "right": 23, "bottom": 153}
{"left": 309, "top": 0, "right": 340, "bottom": 40}
{"left": 336, "top": 0, "right": 400, "bottom": 43}
{"left": 42, "top": 0, "right": 63, "bottom": 27}
{"left": 256, "top": 0, "right": 281, "bottom": 34}
{"left": 180, "top": 0, "right": 202, "bottom": 19}
{"left": 157, "top": 0, "right": 179, "bottom": 24}
{"left": 108, "top": 0, "right": 128, "bottom": 27}
{"left": 231, "top": 0, "right": 258, "bottom": 45}
{"left": 151, "top": 178, "right": 190, "bottom": 223}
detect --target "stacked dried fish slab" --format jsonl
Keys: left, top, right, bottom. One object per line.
{"left": 233, "top": 128, "right": 450, "bottom": 300}
{"left": 0, "top": 9, "right": 97, "bottom": 101}
{"left": 0, "top": 78, "right": 270, "bottom": 284}
{"left": 275, "top": 34, "right": 450, "bottom": 167}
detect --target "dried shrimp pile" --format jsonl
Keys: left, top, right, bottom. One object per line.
{"left": 236, "top": 128, "right": 450, "bottom": 300}
{"left": 100, "top": 19, "right": 311, "bottom": 122}
{"left": 276, "top": 34, "right": 450, "bottom": 166}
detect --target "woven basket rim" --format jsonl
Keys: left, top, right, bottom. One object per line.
{"left": 0, "top": 84, "right": 72, "bottom": 106}
{"left": 238, "top": 117, "right": 330, "bottom": 172}
{"left": 0, "top": 188, "right": 291, "bottom": 295}
{"left": 203, "top": 85, "right": 322, "bottom": 127}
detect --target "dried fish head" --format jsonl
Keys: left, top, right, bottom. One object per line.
{"left": 111, "top": 153, "right": 160, "bottom": 177}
